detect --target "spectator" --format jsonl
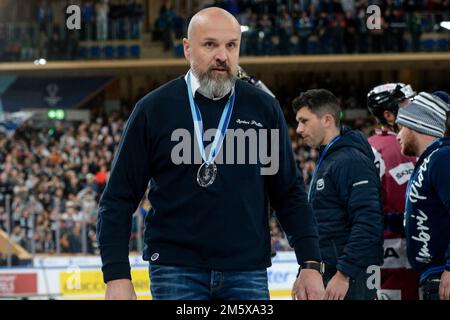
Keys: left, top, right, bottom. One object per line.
{"left": 409, "top": 10, "right": 423, "bottom": 51}
{"left": 369, "top": 12, "right": 387, "bottom": 53}
{"left": 296, "top": 11, "right": 313, "bottom": 54}
{"left": 390, "top": 8, "right": 407, "bottom": 52}
{"left": 355, "top": 7, "right": 368, "bottom": 53}
{"left": 129, "top": 1, "right": 144, "bottom": 39}
{"left": 344, "top": 11, "right": 356, "bottom": 53}
{"left": 47, "top": 31, "right": 63, "bottom": 61}
{"left": 82, "top": 1, "right": 95, "bottom": 41}
{"left": 60, "top": 232, "right": 71, "bottom": 253}
{"left": 278, "top": 9, "right": 294, "bottom": 55}
{"left": 332, "top": 12, "right": 347, "bottom": 53}
{"left": 158, "top": 2, "right": 176, "bottom": 52}
{"left": 96, "top": 0, "right": 109, "bottom": 41}
{"left": 316, "top": 10, "right": 331, "bottom": 54}
{"left": 10, "top": 226, "right": 27, "bottom": 248}
{"left": 51, "top": 0, "right": 66, "bottom": 38}
{"left": 258, "top": 13, "right": 273, "bottom": 55}
{"left": 68, "top": 222, "right": 82, "bottom": 253}
{"left": 43, "top": 231, "right": 56, "bottom": 253}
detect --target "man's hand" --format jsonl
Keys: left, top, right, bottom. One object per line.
{"left": 292, "top": 269, "right": 325, "bottom": 300}
{"left": 324, "top": 271, "right": 350, "bottom": 300}
{"left": 439, "top": 270, "right": 450, "bottom": 300}
{"left": 105, "top": 279, "right": 137, "bottom": 300}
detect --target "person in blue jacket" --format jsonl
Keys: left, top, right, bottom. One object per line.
{"left": 293, "top": 89, "right": 384, "bottom": 300}
{"left": 396, "top": 91, "right": 450, "bottom": 300}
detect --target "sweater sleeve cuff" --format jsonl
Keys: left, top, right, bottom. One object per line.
{"left": 102, "top": 263, "right": 132, "bottom": 283}
{"left": 336, "top": 261, "right": 364, "bottom": 280}
{"left": 293, "top": 238, "right": 322, "bottom": 265}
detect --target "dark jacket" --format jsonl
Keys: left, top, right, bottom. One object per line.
{"left": 405, "top": 138, "right": 450, "bottom": 283}
{"left": 309, "top": 127, "right": 384, "bottom": 279}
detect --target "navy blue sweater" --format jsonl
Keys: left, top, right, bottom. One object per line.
{"left": 405, "top": 138, "right": 450, "bottom": 283}
{"left": 97, "top": 76, "right": 321, "bottom": 283}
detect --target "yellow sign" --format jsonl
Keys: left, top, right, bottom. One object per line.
{"left": 60, "top": 269, "right": 150, "bottom": 296}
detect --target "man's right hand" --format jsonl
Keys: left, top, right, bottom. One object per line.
{"left": 105, "top": 279, "right": 137, "bottom": 300}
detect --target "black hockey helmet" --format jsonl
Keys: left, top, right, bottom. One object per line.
{"left": 367, "top": 83, "right": 416, "bottom": 124}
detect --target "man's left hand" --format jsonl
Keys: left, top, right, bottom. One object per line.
{"left": 291, "top": 269, "right": 325, "bottom": 300}
{"left": 439, "top": 270, "right": 450, "bottom": 300}
{"left": 324, "top": 271, "right": 350, "bottom": 300}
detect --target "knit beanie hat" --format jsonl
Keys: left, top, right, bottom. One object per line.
{"left": 396, "top": 92, "right": 450, "bottom": 137}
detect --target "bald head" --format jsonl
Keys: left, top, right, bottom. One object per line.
{"left": 187, "top": 7, "right": 241, "bottom": 40}
{"left": 183, "top": 7, "right": 241, "bottom": 99}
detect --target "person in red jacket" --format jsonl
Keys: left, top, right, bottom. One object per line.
{"left": 366, "top": 83, "right": 420, "bottom": 300}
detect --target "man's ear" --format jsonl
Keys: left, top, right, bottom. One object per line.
{"left": 183, "top": 38, "right": 190, "bottom": 60}
{"left": 323, "top": 113, "right": 335, "bottom": 128}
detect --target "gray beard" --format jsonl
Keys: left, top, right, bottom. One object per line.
{"left": 192, "top": 67, "right": 237, "bottom": 99}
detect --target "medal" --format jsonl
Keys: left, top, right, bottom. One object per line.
{"left": 196, "top": 162, "right": 218, "bottom": 187}
{"left": 186, "top": 71, "right": 235, "bottom": 187}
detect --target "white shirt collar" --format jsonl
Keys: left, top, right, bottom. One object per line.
{"left": 184, "top": 70, "right": 234, "bottom": 101}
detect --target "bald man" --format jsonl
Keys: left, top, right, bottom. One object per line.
{"left": 99, "top": 7, "right": 324, "bottom": 300}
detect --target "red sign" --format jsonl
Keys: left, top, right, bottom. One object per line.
{"left": 0, "top": 273, "right": 38, "bottom": 295}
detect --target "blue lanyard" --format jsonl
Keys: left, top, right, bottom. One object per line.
{"left": 308, "top": 135, "right": 341, "bottom": 203}
{"left": 186, "top": 71, "right": 235, "bottom": 163}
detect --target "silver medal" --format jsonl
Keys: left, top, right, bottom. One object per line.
{"left": 197, "top": 162, "right": 217, "bottom": 187}
{"left": 186, "top": 71, "right": 235, "bottom": 188}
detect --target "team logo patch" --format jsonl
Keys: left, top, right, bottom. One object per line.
{"left": 151, "top": 253, "right": 160, "bottom": 261}
{"left": 316, "top": 178, "right": 325, "bottom": 191}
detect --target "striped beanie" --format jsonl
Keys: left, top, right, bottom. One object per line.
{"left": 396, "top": 92, "right": 450, "bottom": 137}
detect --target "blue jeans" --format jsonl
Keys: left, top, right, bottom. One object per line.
{"left": 149, "top": 264, "right": 270, "bottom": 300}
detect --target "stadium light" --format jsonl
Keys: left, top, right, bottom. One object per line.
{"left": 441, "top": 21, "right": 450, "bottom": 30}
{"left": 33, "top": 58, "right": 47, "bottom": 65}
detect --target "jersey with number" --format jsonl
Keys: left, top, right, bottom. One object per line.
{"left": 368, "top": 129, "right": 419, "bottom": 300}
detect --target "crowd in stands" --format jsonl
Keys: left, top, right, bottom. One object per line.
{"left": 1, "top": 0, "right": 449, "bottom": 62}
{"left": 162, "top": 0, "right": 450, "bottom": 56}
{"left": 0, "top": 110, "right": 129, "bottom": 257}
{"left": 0, "top": 0, "right": 144, "bottom": 62}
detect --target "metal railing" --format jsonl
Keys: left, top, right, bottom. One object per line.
{"left": 1, "top": 194, "right": 145, "bottom": 263}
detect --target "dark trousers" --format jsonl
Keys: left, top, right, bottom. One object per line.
{"left": 420, "top": 275, "right": 440, "bottom": 300}
{"left": 324, "top": 266, "right": 377, "bottom": 300}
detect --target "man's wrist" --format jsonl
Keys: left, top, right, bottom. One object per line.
{"left": 296, "top": 261, "right": 325, "bottom": 277}
{"left": 336, "top": 270, "right": 350, "bottom": 282}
